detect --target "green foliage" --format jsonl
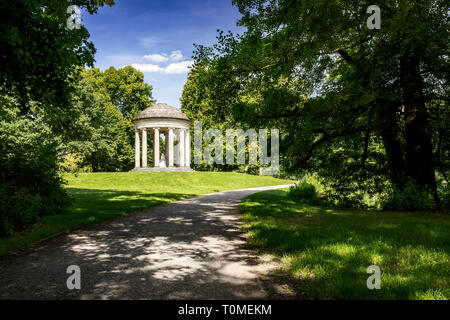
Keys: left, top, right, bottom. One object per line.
{"left": 431, "top": 99, "right": 450, "bottom": 184}
{"left": 246, "top": 164, "right": 260, "bottom": 175}
{"left": 58, "top": 152, "right": 92, "bottom": 174}
{"left": 328, "top": 192, "right": 368, "bottom": 210}
{"left": 190, "top": 0, "right": 449, "bottom": 207}
{"left": 60, "top": 67, "right": 151, "bottom": 172}
{"left": 383, "top": 180, "right": 437, "bottom": 212}
{"left": 181, "top": 63, "right": 237, "bottom": 128}
{"left": 0, "top": 102, "right": 72, "bottom": 237}
{"left": 288, "top": 181, "right": 321, "bottom": 205}
{"left": 439, "top": 185, "right": 450, "bottom": 211}
{"left": 0, "top": 1, "right": 120, "bottom": 236}
{"left": 289, "top": 181, "right": 316, "bottom": 200}
{"left": 89, "top": 66, "right": 155, "bottom": 119}
{"left": 0, "top": 186, "right": 38, "bottom": 237}
{"left": 0, "top": 0, "right": 114, "bottom": 132}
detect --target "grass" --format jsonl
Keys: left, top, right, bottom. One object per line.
{"left": 0, "top": 172, "right": 292, "bottom": 256}
{"left": 239, "top": 189, "right": 450, "bottom": 300}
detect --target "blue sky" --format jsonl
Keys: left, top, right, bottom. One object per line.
{"left": 82, "top": 0, "right": 245, "bottom": 108}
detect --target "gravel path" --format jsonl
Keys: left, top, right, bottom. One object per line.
{"left": 0, "top": 185, "right": 293, "bottom": 300}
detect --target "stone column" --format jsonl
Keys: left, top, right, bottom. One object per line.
{"left": 179, "top": 129, "right": 185, "bottom": 167}
{"left": 165, "top": 132, "right": 169, "bottom": 164}
{"left": 175, "top": 132, "right": 180, "bottom": 166}
{"left": 153, "top": 128, "right": 160, "bottom": 168}
{"left": 184, "top": 129, "right": 190, "bottom": 168}
{"left": 142, "top": 128, "right": 147, "bottom": 168}
{"left": 168, "top": 128, "right": 174, "bottom": 167}
{"left": 135, "top": 130, "right": 140, "bottom": 169}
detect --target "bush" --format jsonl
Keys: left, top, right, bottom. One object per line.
{"left": 58, "top": 152, "right": 92, "bottom": 173}
{"left": 246, "top": 164, "right": 260, "bottom": 175}
{"left": 0, "top": 185, "right": 40, "bottom": 237}
{"left": 0, "top": 144, "right": 73, "bottom": 237}
{"left": 0, "top": 106, "right": 73, "bottom": 237}
{"left": 288, "top": 181, "right": 322, "bottom": 205}
{"left": 383, "top": 180, "right": 436, "bottom": 212}
{"left": 439, "top": 185, "right": 450, "bottom": 211}
{"left": 328, "top": 193, "right": 368, "bottom": 209}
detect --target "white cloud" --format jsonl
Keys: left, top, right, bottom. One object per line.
{"left": 141, "top": 50, "right": 184, "bottom": 63}
{"left": 125, "top": 52, "right": 193, "bottom": 74}
{"left": 129, "top": 61, "right": 193, "bottom": 74}
{"left": 131, "top": 63, "right": 165, "bottom": 73}
{"left": 143, "top": 54, "right": 169, "bottom": 63}
{"left": 165, "top": 60, "right": 194, "bottom": 74}
{"left": 169, "top": 50, "right": 184, "bottom": 62}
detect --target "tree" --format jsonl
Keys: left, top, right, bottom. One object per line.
{"left": 0, "top": 0, "right": 115, "bottom": 132}
{"left": 0, "top": 94, "right": 72, "bottom": 236}
{"left": 0, "top": 0, "right": 115, "bottom": 235}
{"left": 181, "top": 64, "right": 247, "bottom": 172}
{"left": 192, "top": 0, "right": 449, "bottom": 205}
{"left": 61, "top": 70, "right": 134, "bottom": 172}
{"left": 69, "top": 66, "right": 155, "bottom": 171}
{"left": 98, "top": 66, "right": 155, "bottom": 119}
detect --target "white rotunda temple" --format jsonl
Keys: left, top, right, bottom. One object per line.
{"left": 131, "top": 103, "right": 193, "bottom": 172}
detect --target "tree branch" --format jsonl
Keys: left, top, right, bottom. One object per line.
{"left": 299, "top": 126, "right": 368, "bottom": 164}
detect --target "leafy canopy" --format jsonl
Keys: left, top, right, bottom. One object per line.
{"left": 0, "top": 0, "right": 114, "bottom": 131}
{"left": 188, "top": 0, "right": 449, "bottom": 205}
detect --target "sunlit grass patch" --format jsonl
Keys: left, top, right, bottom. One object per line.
{"left": 0, "top": 172, "right": 292, "bottom": 256}
{"left": 240, "top": 189, "right": 450, "bottom": 300}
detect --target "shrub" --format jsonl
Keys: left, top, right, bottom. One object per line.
{"left": 58, "top": 152, "right": 92, "bottom": 173}
{"left": 0, "top": 106, "right": 73, "bottom": 237}
{"left": 0, "top": 185, "right": 40, "bottom": 237}
{"left": 288, "top": 181, "right": 322, "bottom": 205}
{"left": 0, "top": 143, "right": 73, "bottom": 237}
{"left": 328, "top": 192, "right": 368, "bottom": 209}
{"left": 439, "top": 185, "right": 450, "bottom": 211}
{"left": 246, "top": 164, "right": 260, "bottom": 175}
{"left": 383, "top": 179, "right": 436, "bottom": 212}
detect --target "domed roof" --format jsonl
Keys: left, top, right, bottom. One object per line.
{"left": 134, "top": 103, "right": 190, "bottom": 121}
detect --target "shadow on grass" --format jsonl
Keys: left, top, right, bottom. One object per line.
{"left": 65, "top": 188, "right": 197, "bottom": 218}
{"left": 0, "top": 188, "right": 198, "bottom": 257}
{"left": 240, "top": 190, "right": 450, "bottom": 300}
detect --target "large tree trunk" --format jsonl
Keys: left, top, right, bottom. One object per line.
{"left": 379, "top": 100, "right": 407, "bottom": 189}
{"left": 400, "top": 55, "right": 439, "bottom": 203}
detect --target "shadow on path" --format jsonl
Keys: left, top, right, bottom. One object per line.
{"left": 0, "top": 185, "right": 293, "bottom": 299}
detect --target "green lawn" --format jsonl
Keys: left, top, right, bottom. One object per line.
{"left": 0, "top": 172, "right": 292, "bottom": 256}
{"left": 240, "top": 189, "right": 450, "bottom": 300}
